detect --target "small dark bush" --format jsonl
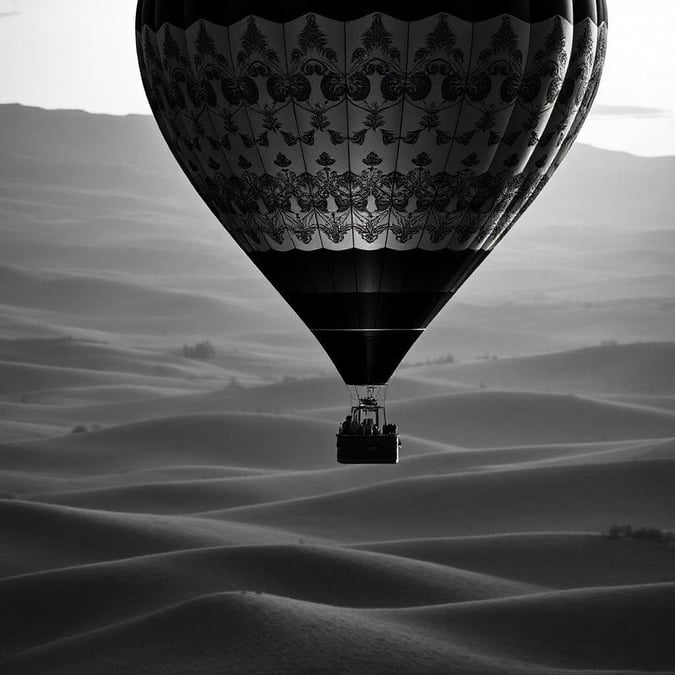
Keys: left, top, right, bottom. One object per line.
{"left": 226, "top": 377, "right": 242, "bottom": 390}
{"left": 605, "top": 524, "right": 674, "bottom": 546}
{"left": 607, "top": 524, "right": 632, "bottom": 539}
{"left": 607, "top": 524, "right": 623, "bottom": 539}
{"left": 633, "top": 527, "right": 666, "bottom": 544}
{"left": 401, "top": 353, "right": 455, "bottom": 368}
{"left": 71, "top": 424, "right": 88, "bottom": 434}
{"left": 182, "top": 341, "right": 216, "bottom": 359}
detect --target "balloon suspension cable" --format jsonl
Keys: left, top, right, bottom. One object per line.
{"left": 347, "top": 384, "right": 388, "bottom": 407}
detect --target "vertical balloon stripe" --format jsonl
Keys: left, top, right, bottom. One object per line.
{"left": 381, "top": 20, "right": 411, "bottom": 252}
{"left": 485, "top": 17, "right": 592, "bottom": 247}
{"left": 492, "top": 1, "right": 605, "bottom": 247}
{"left": 542, "top": 17, "right": 606, "bottom": 185}
{"left": 146, "top": 23, "right": 234, "bottom": 246}
{"left": 342, "top": 18, "right": 357, "bottom": 254}
{"left": 450, "top": 14, "right": 534, "bottom": 251}
{"left": 281, "top": 16, "right": 334, "bottom": 251}
{"left": 472, "top": 13, "right": 571, "bottom": 247}
{"left": 181, "top": 19, "right": 262, "bottom": 251}
{"left": 180, "top": 19, "right": 241, "bottom": 237}
{"left": 485, "top": 8, "right": 605, "bottom": 249}
{"left": 227, "top": 18, "right": 284, "bottom": 251}
{"left": 474, "top": 11, "right": 575, "bottom": 249}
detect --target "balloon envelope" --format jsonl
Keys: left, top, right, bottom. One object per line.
{"left": 136, "top": 0, "right": 607, "bottom": 384}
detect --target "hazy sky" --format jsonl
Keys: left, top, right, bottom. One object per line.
{"left": 1, "top": 0, "right": 673, "bottom": 156}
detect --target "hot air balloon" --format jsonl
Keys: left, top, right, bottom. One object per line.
{"left": 136, "top": 0, "right": 607, "bottom": 463}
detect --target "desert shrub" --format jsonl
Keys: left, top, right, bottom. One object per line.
{"left": 182, "top": 341, "right": 216, "bottom": 359}
{"left": 607, "top": 524, "right": 631, "bottom": 539}
{"left": 401, "top": 353, "right": 455, "bottom": 368}
{"left": 605, "top": 524, "right": 674, "bottom": 546}
{"left": 227, "top": 377, "right": 242, "bottom": 390}
{"left": 607, "top": 525, "right": 621, "bottom": 539}
{"left": 633, "top": 527, "right": 666, "bottom": 543}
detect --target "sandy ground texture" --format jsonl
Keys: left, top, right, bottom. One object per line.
{"left": 1, "top": 346, "right": 674, "bottom": 674}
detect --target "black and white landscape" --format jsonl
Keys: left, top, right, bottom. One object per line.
{"left": 0, "top": 105, "right": 674, "bottom": 674}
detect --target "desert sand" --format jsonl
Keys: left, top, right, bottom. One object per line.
{"left": 1, "top": 105, "right": 674, "bottom": 673}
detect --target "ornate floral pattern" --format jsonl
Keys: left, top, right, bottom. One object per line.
{"left": 137, "top": 10, "right": 606, "bottom": 251}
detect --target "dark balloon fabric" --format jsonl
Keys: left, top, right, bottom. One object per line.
{"left": 136, "top": 0, "right": 607, "bottom": 384}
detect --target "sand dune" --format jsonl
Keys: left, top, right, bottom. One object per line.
{"left": 0, "top": 336, "right": 230, "bottom": 382}
{"left": 525, "top": 436, "right": 675, "bottom": 466}
{"left": 0, "top": 464, "right": 279, "bottom": 502}
{"left": 30, "top": 475, "right": 333, "bottom": 514}
{"left": 0, "top": 264, "right": 276, "bottom": 336}
{"left": 0, "top": 500, "right": 327, "bottom": 578}
{"left": 632, "top": 437, "right": 675, "bottom": 461}
{"left": 0, "top": 544, "right": 538, "bottom": 660}
{"left": 11, "top": 366, "right": 675, "bottom": 450}
{"left": 552, "top": 273, "right": 675, "bottom": 302}
{"left": 0, "top": 373, "right": 458, "bottom": 430}
{"left": 1, "top": 233, "right": 246, "bottom": 281}
{"left": 5, "top": 359, "right": 675, "bottom": 447}
{"left": 386, "top": 390, "right": 675, "bottom": 447}
{"left": 414, "top": 295, "right": 675, "bottom": 362}
{"left": 397, "top": 437, "right": 675, "bottom": 471}
{"left": 16, "top": 384, "right": 192, "bottom": 406}
{"left": 384, "top": 583, "right": 675, "bottom": 672}
{"left": 0, "top": 376, "right": 362, "bottom": 427}
{"left": 0, "top": 593, "right": 504, "bottom": 675}
{"left": 4, "top": 585, "right": 674, "bottom": 675}
{"left": 0, "top": 360, "right": 210, "bottom": 398}
{"left": 310, "top": 388, "right": 675, "bottom": 447}
{"left": 0, "top": 414, "right": 340, "bottom": 476}
{"left": 0, "top": 470, "right": 107, "bottom": 497}
{"left": 358, "top": 533, "right": 675, "bottom": 589}
{"left": 28, "top": 437, "right": 675, "bottom": 514}
{"left": 403, "top": 343, "right": 675, "bottom": 395}
{"left": 206, "top": 459, "right": 675, "bottom": 541}
{"left": 0, "top": 419, "right": 68, "bottom": 443}
{"left": 602, "top": 394, "right": 675, "bottom": 413}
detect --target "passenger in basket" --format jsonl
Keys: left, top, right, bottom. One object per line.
{"left": 339, "top": 415, "right": 352, "bottom": 435}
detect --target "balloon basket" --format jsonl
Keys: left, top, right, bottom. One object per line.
{"left": 336, "top": 384, "right": 400, "bottom": 464}
{"left": 337, "top": 434, "right": 400, "bottom": 464}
